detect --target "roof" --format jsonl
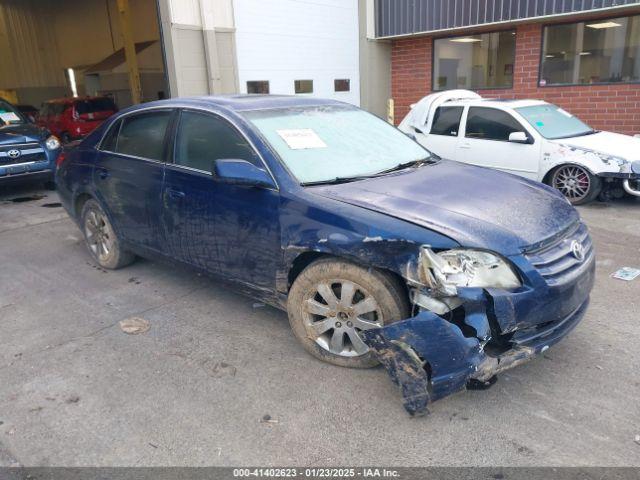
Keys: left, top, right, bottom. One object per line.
{"left": 445, "top": 98, "right": 548, "bottom": 109}
{"left": 84, "top": 41, "right": 156, "bottom": 74}
{"left": 121, "top": 95, "right": 350, "bottom": 114}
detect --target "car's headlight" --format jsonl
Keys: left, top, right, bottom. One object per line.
{"left": 45, "top": 135, "right": 61, "bottom": 150}
{"left": 419, "top": 247, "right": 521, "bottom": 295}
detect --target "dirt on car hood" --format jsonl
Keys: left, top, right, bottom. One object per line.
{"left": 310, "top": 160, "right": 579, "bottom": 255}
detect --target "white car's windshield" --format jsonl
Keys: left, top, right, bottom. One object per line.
{"left": 243, "top": 106, "right": 431, "bottom": 184}
{"left": 516, "top": 104, "right": 594, "bottom": 140}
{"left": 0, "top": 100, "right": 25, "bottom": 127}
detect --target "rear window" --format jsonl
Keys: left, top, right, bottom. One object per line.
{"left": 115, "top": 111, "right": 172, "bottom": 161}
{"left": 75, "top": 98, "right": 117, "bottom": 114}
{"left": 430, "top": 106, "right": 463, "bottom": 137}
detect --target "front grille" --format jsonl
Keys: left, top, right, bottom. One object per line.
{"left": 0, "top": 143, "right": 46, "bottom": 166}
{"left": 525, "top": 222, "right": 594, "bottom": 286}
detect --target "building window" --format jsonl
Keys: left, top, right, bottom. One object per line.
{"left": 294, "top": 80, "right": 313, "bottom": 94}
{"left": 433, "top": 31, "right": 516, "bottom": 91}
{"left": 540, "top": 15, "right": 640, "bottom": 86}
{"left": 247, "top": 81, "right": 270, "bottom": 94}
{"left": 334, "top": 79, "right": 350, "bottom": 92}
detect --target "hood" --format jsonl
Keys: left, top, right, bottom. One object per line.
{"left": 551, "top": 131, "right": 640, "bottom": 162}
{"left": 310, "top": 161, "right": 579, "bottom": 255}
{"left": 0, "top": 123, "right": 44, "bottom": 146}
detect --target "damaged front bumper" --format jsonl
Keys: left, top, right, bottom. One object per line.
{"left": 599, "top": 162, "right": 640, "bottom": 197}
{"left": 360, "top": 266, "right": 594, "bottom": 416}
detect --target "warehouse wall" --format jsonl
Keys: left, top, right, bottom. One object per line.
{"left": 391, "top": 22, "right": 640, "bottom": 136}
{"left": 234, "top": 0, "right": 361, "bottom": 106}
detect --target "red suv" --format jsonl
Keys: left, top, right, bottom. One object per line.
{"left": 38, "top": 96, "right": 118, "bottom": 143}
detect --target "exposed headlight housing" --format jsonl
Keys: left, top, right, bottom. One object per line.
{"left": 45, "top": 135, "right": 61, "bottom": 150}
{"left": 419, "top": 247, "right": 521, "bottom": 296}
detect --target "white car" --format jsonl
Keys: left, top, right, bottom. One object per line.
{"left": 399, "top": 90, "right": 640, "bottom": 205}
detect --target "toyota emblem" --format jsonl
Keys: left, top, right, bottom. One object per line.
{"left": 570, "top": 240, "right": 585, "bottom": 262}
{"left": 7, "top": 149, "right": 21, "bottom": 159}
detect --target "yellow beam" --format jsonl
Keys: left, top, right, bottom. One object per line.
{"left": 116, "top": 0, "right": 142, "bottom": 104}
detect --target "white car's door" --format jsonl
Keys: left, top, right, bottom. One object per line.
{"left": 414, "top": 105, "right": 464, "bottom": 160}
{"left": 457, "top": 106, "right": 540, "bottom": 179}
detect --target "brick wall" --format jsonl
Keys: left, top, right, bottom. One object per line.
{"left": 391, "top": 23, "right": 640, "bottom": 136}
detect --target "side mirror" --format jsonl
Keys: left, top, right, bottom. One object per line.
{"left": 213, "top": 159, "right": 275, "bottom": 189}
{"left": 508, "top": 131, "right": 530, "bottom": 144}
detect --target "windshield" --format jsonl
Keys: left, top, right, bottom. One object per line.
{"left": 516, "top": 104, "right": 593, "bottom": 140}
{"left": 75, "top": 98, "right": 117, "bottom": 114}
{"left": 243, "top": 106, "right": 430, "bottom": 184}
{"left": 0, "top": 100, "right": 25, "bottom": 126}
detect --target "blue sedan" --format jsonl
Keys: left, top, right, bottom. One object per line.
{"left": 56, "top": 95, "right": 595, "bottom": 415}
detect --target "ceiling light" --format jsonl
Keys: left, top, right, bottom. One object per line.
{"left": 545, "top": 54, "right": 555, "bottom": 58}
{"left": 450, "top": 37, "right": 482, "bottom": 43}
{"left": 580, "top": 52, "right": 592, "bottom": 55}
{"left": 586, "top": 21, "right": 622, "bottom": 29}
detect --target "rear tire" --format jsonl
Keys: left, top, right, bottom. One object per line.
{"left": 80, "top": 199, "right": 135, "bottom": 269}
{"left": 287, "top": 258, "right": 410, "bottom": 368}
{"left": 549, "top": 164, "right": 601, "bottom": 205}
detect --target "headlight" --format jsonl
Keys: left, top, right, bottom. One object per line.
{"left": 45, "top": 135, "right": 61, "bottom": 150}
{"left": 419, "top": 247, "right": 521, "bottom": 295}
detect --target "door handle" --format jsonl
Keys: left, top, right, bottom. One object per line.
{"left": 166, "top": 188, "right": 185, "bottom": 200}
{"left": 96, "top": 167, "right": 110, "bottom": 179}
{"left": 459, "top": 143, "right": 471, "bottom": 150}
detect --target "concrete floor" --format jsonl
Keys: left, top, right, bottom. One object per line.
{"left": 0, "top": 181, "right": 639, "bottom": 467}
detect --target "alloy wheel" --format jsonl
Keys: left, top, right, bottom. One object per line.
{"left": 553, "top": 165, "right": 591, "bottom": 202}
{"left": 302, "top": 280, "right": 383, "bottom": 357}
{"left": 84, "top": 209, "right": 115, "bottom": 263}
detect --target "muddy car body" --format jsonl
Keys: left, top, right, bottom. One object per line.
{"left": 56, "top": 96, "right": 595, "bottom": 414}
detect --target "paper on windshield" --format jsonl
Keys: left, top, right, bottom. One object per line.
{"left": 0, "top": 112, "right": 21, "bottom": 123}
{"left": 277, "top": 129, "right": 327, "bottom": 150}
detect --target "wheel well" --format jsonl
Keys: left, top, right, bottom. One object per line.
{"left": 74, "top": 193, "right": 92, "bottom": 218}
{"left": 287, "top": 252, "right": 410, "bottom": 305}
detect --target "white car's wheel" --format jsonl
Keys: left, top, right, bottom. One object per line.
{"left": 550, "top": 165, "right": 602, "bottom": 205}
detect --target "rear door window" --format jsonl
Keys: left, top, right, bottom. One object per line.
{"left": 174, "top": 110, "right": 261, "bottom": 172}
{"left": 115, "top": 111, "right": 172, "bottom": 161}
{"left": 430, "top": 106, "right": 463, "bottom": 136}
{"left": 465, "top": 107, "right": 525, "bottom": 141}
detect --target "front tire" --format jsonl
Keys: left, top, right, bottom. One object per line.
{"left": 81, "top": 199, "right": 135, "bottom": 269}
{"left": 287, "top": 258, "right": 410, "bottom": 368}
{"left": 549, "top": 164, "right": 601, "bottom": 205}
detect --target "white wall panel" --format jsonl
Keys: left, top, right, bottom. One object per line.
{"left": 234, "top": 0, "right": 360, "bottom": 106}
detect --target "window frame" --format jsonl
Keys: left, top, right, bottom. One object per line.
{"left": 431, "top": 28, "right": 517, "bottom": 92}
{"left": 464, "top": 106, "right": 533, "bottom": 144}
{"left": 538, "top": 14, "right": 640, "bottom": 88}
{"left": 168, "top": 107, "right": 279, "bottom": 190}
{"left": 96, "top": 107, "right": 175, "bottom": 163}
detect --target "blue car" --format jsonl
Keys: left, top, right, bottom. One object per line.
{"left": 56, "top": 96, "right": 595, "bottom": 415}
{"left": 0, "top": 98, "right": 61, "bottom": 184}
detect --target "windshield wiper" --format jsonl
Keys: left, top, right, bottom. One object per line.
{"left": 300, "top": 156, "right": 440, "bottom": 187}
{"left": 301, "top": 176, "right": 372, "bottom": 186}
{"left": 371, "top": 156, "right": 439, "bottom": 177}
{"left": 554, "top": 129, "right": 599, "bottom": 139}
